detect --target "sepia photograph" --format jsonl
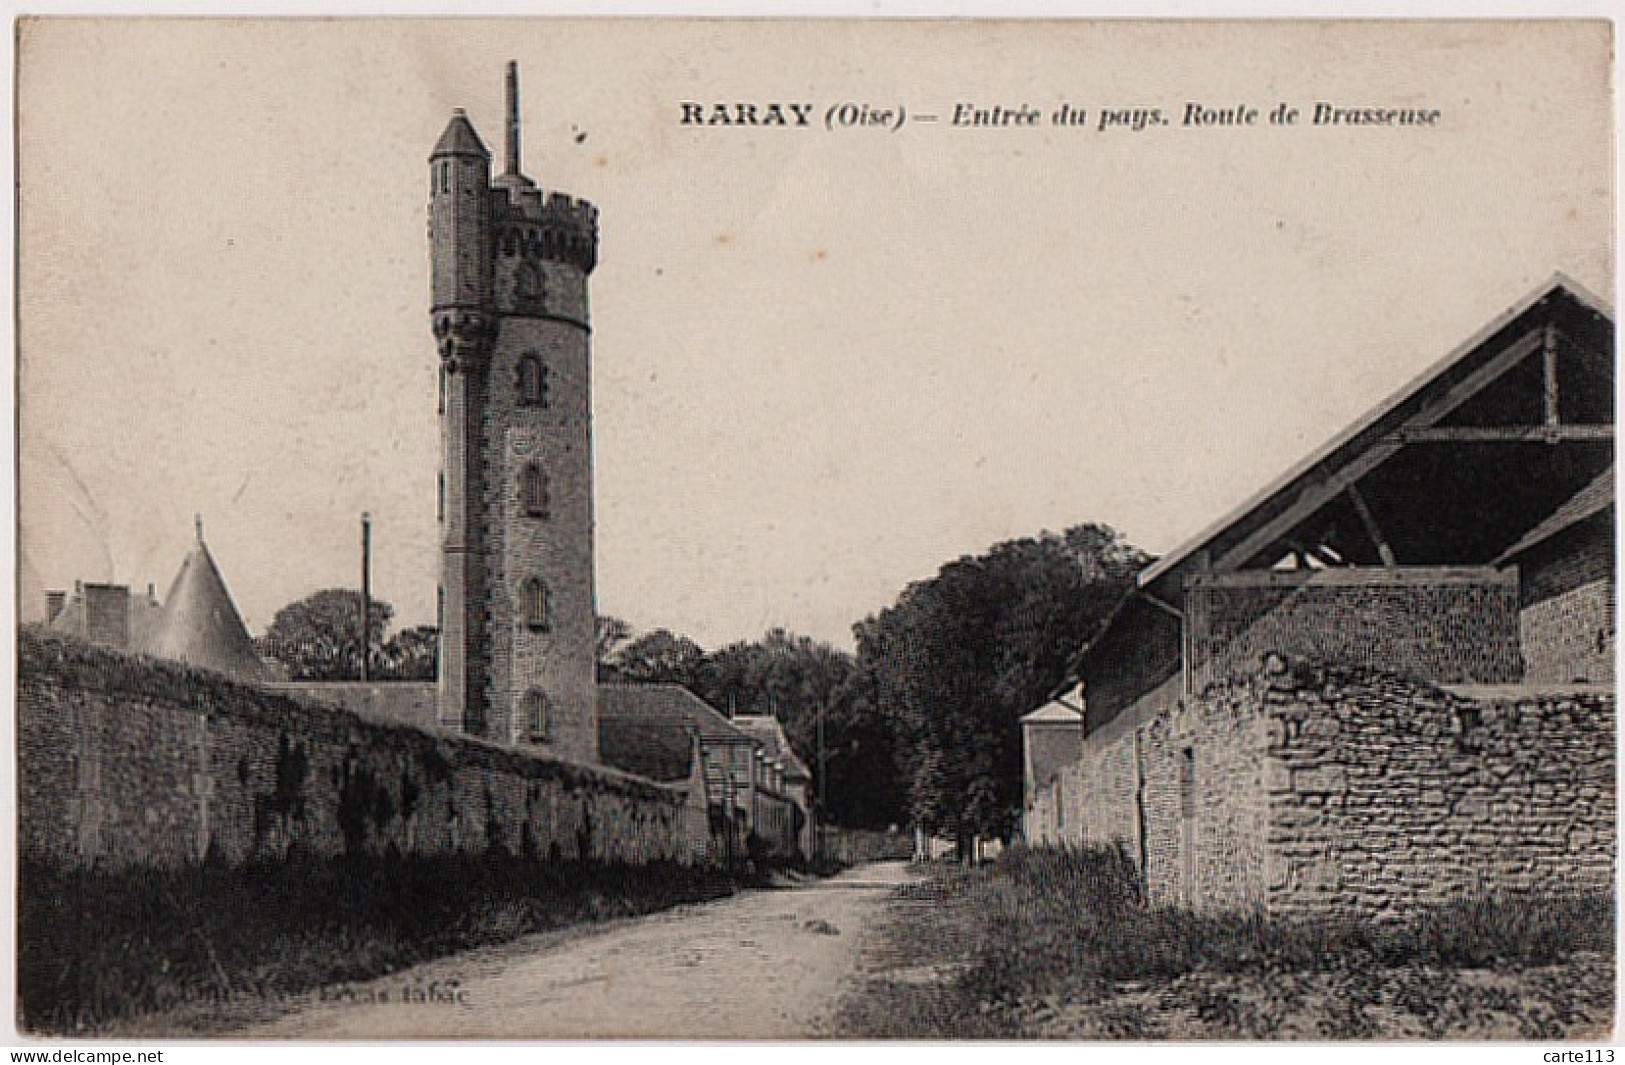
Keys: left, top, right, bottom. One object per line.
{"left": 11, "top": 17, "right": 1616, "bottom": 1042}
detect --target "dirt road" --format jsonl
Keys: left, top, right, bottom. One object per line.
{"left": 244, "top": 860, "right": 914, "bottom": 1040}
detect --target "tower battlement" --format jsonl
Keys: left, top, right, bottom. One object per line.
{"left": 494, "top": 188, "right": 599, "bottom": 275}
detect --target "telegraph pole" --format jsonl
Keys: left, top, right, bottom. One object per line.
{"left": 816, "top": 699, "right": 827, "bottom": 861}
{"left": 360, "top": 512, "right": 372, "bottom": 682}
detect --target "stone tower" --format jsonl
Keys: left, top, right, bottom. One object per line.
{"left": 430, "top": 63, "right": 600, "bottom": 762}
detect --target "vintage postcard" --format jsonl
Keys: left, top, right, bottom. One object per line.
{"left": 12, "top": 18, "right": 1615, "bottom": 1044}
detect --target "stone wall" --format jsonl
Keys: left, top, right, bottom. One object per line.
{"left": 1022, "top": 717, "right": 1082, "bottom": 845}
{"left": 1025, "top": 775, "right": 1065, "bottom": 846}
{"left": 1138, "top": 686, "right": 1270, "bottom": 909}
{"left": 1059, "top": 655, "right": 1614, "bottom": 916}
{"left": 267, "top": 682, "right": 439, "bottom": 730}
{"left": 1081, "top": 596, "right": 1182, "bottom": 728}
{"left": 18, "top": 632, "right": 709, "bottom": 872}
{"left": 1187, "top": 569, "right": 1524, "bottom": 690}
{"left": 1517, "top": 513, "right": 1614, "bottom": 685}
{"left": 1071, "top": 718, "right": 1141, "bottom": 858}
{"left": 1253, "top": 660, "right": 1614, "bottom": 917}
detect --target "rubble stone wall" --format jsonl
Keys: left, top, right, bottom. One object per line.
{"left": 18, "top": 632, "right": 709, "bottom": 872}
{"left": 1253, "top": 662, "right": 1614, "bottom": 917}
{"left": 1061, "top": 656, "right": 1614, "bottom": 916}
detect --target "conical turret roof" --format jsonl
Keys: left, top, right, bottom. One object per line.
{"left": 148, "top": 524, "right": 269, "bottom": 682}
{"left": 432, "top": 109, "right": 490, "bottom": 158}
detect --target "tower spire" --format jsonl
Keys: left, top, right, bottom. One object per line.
{"left": 195, "top": 514, "right": 204, "bottom": 542}
{"left": 505, "top": 61, "right": 522, "bottom": 178}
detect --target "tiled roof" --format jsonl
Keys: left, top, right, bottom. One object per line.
{"left": 598, "top": 683, "right": 752, "bottom": 745}
{"left": 598, "top": 716, "right": 695, "bottom": 783}
{"left": 1020, "top": 701, "right": 1084, "bottom": 724}
{"left": 431, "top": 111, "right": 490, "bottom": 158}
{"left": 730, "top": 714, "right": 812, "bottom": 780}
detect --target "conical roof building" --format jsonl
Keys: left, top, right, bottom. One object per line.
{"left": 148, "top": 518, "right": 270, "bottom": 682}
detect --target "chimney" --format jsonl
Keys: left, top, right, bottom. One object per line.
{"left": 505, "top": 61, "right": 521, "bottom": 177}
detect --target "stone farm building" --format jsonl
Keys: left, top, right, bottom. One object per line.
{"left": 1024, "top": 277, "right": 1615, "bottom": 916}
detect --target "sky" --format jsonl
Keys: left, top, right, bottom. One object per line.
{"left": 15, "top": 19, "right": 1613, "bottom": 650}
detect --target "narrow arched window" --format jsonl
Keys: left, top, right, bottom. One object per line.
{"left": 516, "top": 262, "right": 542, "bottom": 301}
{"left": 517, "top": 353, "right": 548, "bottom": 407}
{"left": 524, "top": 690, "right": 550, "bottom": 741}
{"left": 521, "top": 464, "right": 549, "bottom": 518}
{"left": 523, "top": 577, "right": 550, "bottom": 630}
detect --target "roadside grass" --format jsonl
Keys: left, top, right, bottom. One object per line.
{"left": 18, "top": 852, "right": 741, "bottom": 1036}
{"left": 835, "top": 845, "right": 1614, "bottom": 1039}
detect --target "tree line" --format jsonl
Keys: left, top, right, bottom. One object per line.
{"left": 257, "top": 521, "right": 1147, "bottom": 845}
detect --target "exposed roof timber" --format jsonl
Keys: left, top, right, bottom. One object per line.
{"left": 1208, "top": 328, "right": 1548, "bottom": 575}
{"left": 1142, "top": 277, "right": 1613, "bottom": 591}
{"left": 1495, "top": 466, "right": 1616, "bottom": 564}
{"left": 1190, "top": 564, "right": 1517, "bottom": 589}
{"left": 1543, "top": 323, "right": 1561, "bottom": 429}
{"left": 1209, "top": 440, "right": 1402, "bottom": 576}
{"left": 1139, "top": 588, "right": 1184, "bottom": 618}
{"left": 1347, "top": 484, "right": 1398, "bottom": 567}
{"left": 1386, "top": 424, "right": 1612, "bottom": 444}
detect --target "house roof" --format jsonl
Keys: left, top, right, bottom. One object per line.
{"left": 1020, "top": 700, "right": 1084, "bottom": 725}
{"left": 50, "top": 583, "right": 163, "bottom": 649}
{"left": 431, "top": 110, "right": 490, "bottom": 159}
{"left": 730, "top": 715, "right": 813, "bottom": 780}
{"left": 146, "top": 531, "right": 270, "bottom": 682}
{"left": 598, "top": 715, "right": 696, "bottom": 783}
{"left": 126, "top": 587, "right": 165, "bottom": 655}
{"left": 597, "top": 683, "right": 753, "bottom": 746}
{"left": 1136, "top": 275, "right": 1614, "bottom": 600}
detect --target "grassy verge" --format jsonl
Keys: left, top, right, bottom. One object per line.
{"left": 835, "top": 846, "right": 1615, "bottom": 1039}
{"left": 19, "top": 853, "right": 740, "bottom": 1036}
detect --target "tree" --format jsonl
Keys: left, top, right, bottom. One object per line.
{"left": 380, "top": 624, "right": 438, "bottom": 681}
{"left": 696, "top": 628, "right": 903, "bottom": 829}
{"left": 260, "top": 588, "right": 394, "bottom": 681}
{"left": 608, "top": 628, "right": 707, "bottom": 688}
{"left": 816, "top": 665, "right": 907, "bottom": 830}
{"left": 596, "top": 615, "right": 633, "bottom": 663}
{"left": 595, "top": 616, "right": 634, "bottom": 681}
{"left": 855, "top": 523, "right": 1148, "bottom": 855}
